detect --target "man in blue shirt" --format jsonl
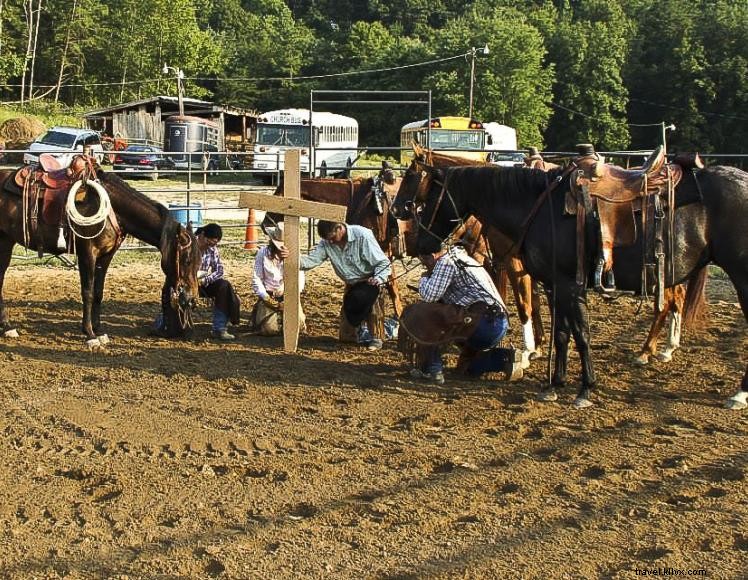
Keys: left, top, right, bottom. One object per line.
{"left": 298, "top": 221, "right": 391, "bottom": 350}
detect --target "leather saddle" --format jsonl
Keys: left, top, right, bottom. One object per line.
{"left": 10, "top": 154, "right": 96, "bottom": 226}
{"left": 570, "top": 145, "right": 704, "bottom": 294}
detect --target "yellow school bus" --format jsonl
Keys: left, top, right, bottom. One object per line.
{"left": 400, "top": 116, "right": 487, "bottom": 164}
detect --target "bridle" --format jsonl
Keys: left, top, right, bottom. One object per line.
{"left": 169, "top": 231, "right": 197, "bottom": 329}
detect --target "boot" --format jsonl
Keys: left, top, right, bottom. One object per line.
{"left": 503, "top": 349, "right": 524, "bottom": 381}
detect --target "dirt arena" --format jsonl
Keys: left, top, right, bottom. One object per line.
{"left": 0, "top": 255, "right": 745, "bottom": 579}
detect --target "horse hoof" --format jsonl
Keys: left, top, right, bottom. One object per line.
{"left": 655, "top": 352, "right": 673, "bottom": 363}
{"left": 537, "top": 389, "right": 558, "bottom": 402}
{"left": 573, "top": 397, "right": 594, "bottom": 409}
{"left": 724, "top": 391, "right": 748, "bottom": 410}
{"left": 520, "top": 351, "right": 532, "bottom": 370}
{"left": 97, "top": 334, "right": 110, "bottom": 346}
{"left": 86, "top": 338, "right": 101, "bottom": 350}
{"left": 3, "top": 328, "right": 19, "bottom": 338}
{"left": 528, "top": 349, "right": 542, "bottom": 361}
{"left": 633, "top": 354, "right": 649, "bottom": 366}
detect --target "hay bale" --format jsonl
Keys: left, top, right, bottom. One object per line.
{"left": 0, "top": 116, "right": 46, "bottom": 144}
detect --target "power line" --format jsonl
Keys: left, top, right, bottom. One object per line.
{"left": 0, "top": 52, "right": 467, "bottom": 89}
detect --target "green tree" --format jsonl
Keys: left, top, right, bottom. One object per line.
{"left": 624, "top": 0, "right": 712, "bottom": 151}
{"left": 423, "top": 3, "right": 554, "bottom": 148}
{"left": 545, "top": 0, "right": 632, "bottom": 150}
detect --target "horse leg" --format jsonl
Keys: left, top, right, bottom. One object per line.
{"left": 505, "top": 257, "right": 537, "bottom": 368}
{"left": 0, "top": 235, "right": 18, "bottom": 337}
{"left": 76, "top": 247, "right": 100, "bottom": 348}
{"left": 656, "top": 284, "right": 685, "bottom": 363}
{"left": 537, "top": 287, "right": 571, "bottom": 403}
{"left": 530, "top": 280, "right": 545, "bottom": 355}
{"left": 635, "top": 286, "right": 674, "bottom": 365}
{"left": 567, "top": 288, "right": 596, "bottom": 408}
{"left": 725, "top": 280, "right": 748, "bottom": 410}
{"left": 92, "top": 250, "right": 116, "bottom": 344}
{"left": 386, "top": 269, "right": 404, "bottom": 318}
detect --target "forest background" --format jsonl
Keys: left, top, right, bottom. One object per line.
{"left": 0, "top": 0, "right": 746, "bottom": 153}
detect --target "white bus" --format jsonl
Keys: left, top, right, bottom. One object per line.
{"left": 483, "top": 122, "right": 522, "bottom": 167}
{"left": 251, "top": 108, "right": 359, "bottom": 179}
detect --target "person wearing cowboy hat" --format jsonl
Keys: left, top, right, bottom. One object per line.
{"left": 250, "top": 222, "right": 306, "bottom": 335}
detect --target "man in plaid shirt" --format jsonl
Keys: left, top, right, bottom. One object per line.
{"left": 406, "top": 244, "right": 523, "bottom": 384}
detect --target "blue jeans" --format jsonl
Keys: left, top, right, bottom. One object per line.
{"left": 213, "top": 308, "right": 228, "bottom": 333}
{"left": 423, "top": 312, "right": 509, "bottom": 374}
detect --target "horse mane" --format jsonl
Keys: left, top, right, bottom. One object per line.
{"left": 441, "top": 165, "right": 562, "bottom": 207}
{"left": 98, "top": 170, "right": 174, "bottom": 249}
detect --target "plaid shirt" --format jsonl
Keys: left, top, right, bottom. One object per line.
{"left": 200, "top": 245, "right": 224, "bottom": 286}
{"left": 419, "top": 246, "right": 507, "bottom": 311}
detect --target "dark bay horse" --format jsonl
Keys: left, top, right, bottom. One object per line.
{"left": 392, "top": 161, "right": 748, "bottom": 410}
{"left": 0, "top": 158, "right": 200, "bottom": 347}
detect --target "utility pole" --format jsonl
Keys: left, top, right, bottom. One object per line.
{"left": 468, "top": 44, "right": 489, "bottom": 120}
{"left": 162, "top": 64, "right": 185, "bottom": 116}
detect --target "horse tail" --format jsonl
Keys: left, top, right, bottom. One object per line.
{"left": 682, "top": 265, "right": 708, "bottom": 329}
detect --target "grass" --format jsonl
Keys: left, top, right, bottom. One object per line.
{"left": 0, "top": 104, "right": 83, "bottom": 129}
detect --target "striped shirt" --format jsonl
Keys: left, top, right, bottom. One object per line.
{"left": 419, "top": 246, "right": 507, "bottom": 311}
{"left": 300, "top": 224, "right": 391, "bottom": 285}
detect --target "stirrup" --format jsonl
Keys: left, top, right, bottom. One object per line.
{"left": 593, "top": 261, "right": 616, "bottom": 293}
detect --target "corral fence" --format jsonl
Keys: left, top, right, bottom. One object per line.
{"left": 2, "top": 132, "right": 747, "bottom": 265}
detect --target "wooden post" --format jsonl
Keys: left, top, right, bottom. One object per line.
{"left": 238, "top": 149, "right": 346, "bottom": 352}
{"left": 283, "top": 150, "right": 302, "bottom": 351}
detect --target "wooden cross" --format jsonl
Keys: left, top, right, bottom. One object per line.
{"left": 239, "top": 149, "right": 346, "bottom": 352}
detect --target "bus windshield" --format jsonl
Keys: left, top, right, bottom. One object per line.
{"left": 429, "top": 129, "right": 484, "bottom": 150}
{"left": 256, "top": 124, "right": 310, "bottom": 147}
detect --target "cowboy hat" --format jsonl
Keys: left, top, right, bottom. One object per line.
{"left": 268, "top": 223, "right": 286, "bottom": 251}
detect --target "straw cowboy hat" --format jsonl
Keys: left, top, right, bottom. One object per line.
{"left": 269, "top": 223, "right": 286, "bottom": 251}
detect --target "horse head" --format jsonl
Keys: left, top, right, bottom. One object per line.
{"left": 413, "top": 166, "right": 469, "bottom": 255}
{"left": 391, "top": 153, "right": 437, "bottom": 220}
{"left": 159, "top": 219, "right": 200, "bottom": 336}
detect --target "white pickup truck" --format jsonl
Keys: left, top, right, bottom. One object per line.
{"left": 23, "top": 126, "right": 105, "bottom": 167}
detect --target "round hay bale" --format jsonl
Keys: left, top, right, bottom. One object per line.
{"left": 0, "top": 116, "right": 46, "bottom": 144}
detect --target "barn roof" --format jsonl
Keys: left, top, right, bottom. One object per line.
{"left": 84, "top": 96, "right": 255, "bottom": 119}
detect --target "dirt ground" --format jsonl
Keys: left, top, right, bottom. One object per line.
{"left": 0, "top": 255, "right": 746, "bottom": 580}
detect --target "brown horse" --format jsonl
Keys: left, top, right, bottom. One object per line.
{"left": 407, "top": 144, "right": 545, "bottom": 364}
{"left": 0, "top": 156, "right": 200, "bottom": 347}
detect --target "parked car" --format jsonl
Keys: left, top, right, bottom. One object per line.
{"left": 23, "top": 126, "right": 105, "bottom": 167}
{"left": 112, "top": 145, "right": 175, "bottom": 180}
{"left": 488, "top": 151, "right": 525, "bottom": 167}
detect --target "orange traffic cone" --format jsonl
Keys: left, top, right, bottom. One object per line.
{"left": 244, "top": 208, "right": 258, "bottom": 250}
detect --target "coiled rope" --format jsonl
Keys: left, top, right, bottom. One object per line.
{"left": 65, "top": 179, "right": 111, "bottom": 239}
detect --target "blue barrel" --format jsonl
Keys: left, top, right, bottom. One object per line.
{"left": 168, "top": 202, "right": 203, "bottom": 227}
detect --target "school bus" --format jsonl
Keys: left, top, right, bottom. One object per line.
{"left": 400, "top": 116, "right": 487, "bottom": 164}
